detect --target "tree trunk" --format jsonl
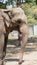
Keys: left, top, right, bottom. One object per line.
{"left": 17, "top": 0, "right": 21, "bottom": 6}
{"left": 36, "top": 0, "right": 37, "bottom": 5}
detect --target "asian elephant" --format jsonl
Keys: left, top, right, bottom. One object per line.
{"left": 0, "top": 7, "right": 29, "bottom": 65}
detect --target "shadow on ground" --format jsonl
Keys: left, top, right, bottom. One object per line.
{"left": 7, "top": 39, "right": 37, "bottom": 54}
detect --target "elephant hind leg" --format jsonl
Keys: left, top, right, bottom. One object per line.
{"left": 18, "top": 24, "right": 29, "bottom": 64}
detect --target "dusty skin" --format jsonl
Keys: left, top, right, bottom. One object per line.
{"left": 0, "top": 7, "right": 29, "bottom": 65}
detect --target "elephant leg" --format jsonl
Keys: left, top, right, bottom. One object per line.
{"left": 18, "top": 24, "right": 29, "bottom": 64}
{"left": 0, "top": 32, "right": 5, "bottom": 65}
{"left": 3, "top": 34, "right": 8, "bottom": 58}
{"left": 2, "top": 34, "right": 8, "bottom": 65}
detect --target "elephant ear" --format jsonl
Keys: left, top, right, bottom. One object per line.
{"left": 2, "top": 11, "right": 10, "bottom": 27}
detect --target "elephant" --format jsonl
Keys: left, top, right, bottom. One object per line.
{"left": 0, "top": 7, "right": 29, "bottom": 65}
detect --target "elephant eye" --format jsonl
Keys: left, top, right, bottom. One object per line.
{"left": 17, "top": 19, "right": 22, "bottom": 24}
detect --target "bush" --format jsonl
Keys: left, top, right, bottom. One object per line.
{"left": 0, "top": 2, "right": 6, "bottom": 9}
{"left": 33, "top": 8, "right": 37, "bottom": 20}
{"left": 21, "top": 3, "right": 37, "bottom": 24}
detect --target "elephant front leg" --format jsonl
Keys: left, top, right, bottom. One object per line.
{"left": 3, "top": 34, "right": 8, "bottom": 58}
{"left": 2, "top": 35, "right": 8, "bottom": 65}
{"left": 18, "top": 24, "right": 29, "bottom": 64}
{"left": 0, "top": 33, "right": 5, "bottom": 65}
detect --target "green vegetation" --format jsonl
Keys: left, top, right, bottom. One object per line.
{"left": 21, "top": 3, "right": 37, "bottom": 24}
{"left": 0, "top": 2, "right": 6, "bottom": 9}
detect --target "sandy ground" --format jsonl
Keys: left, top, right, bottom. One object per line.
{"left": 5, "top": 42, "right": 37, "bottom": 65}
{"left": 5, "top": 51, "right": 37, "bottom": 65}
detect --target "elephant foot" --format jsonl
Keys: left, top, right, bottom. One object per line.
{"left": 18, "top": 61, "right": 22, "bottom": 65}
{"left": 18, "top": 60, "right": 24, "bottom": 65}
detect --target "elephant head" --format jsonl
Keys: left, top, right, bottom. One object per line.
{"left": 2, "top": 7, "right": 27, "bottom": 28}
{"left": 9, "top": 7, "right": 27, "bottom": 24}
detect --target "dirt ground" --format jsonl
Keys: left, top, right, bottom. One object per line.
{"left": 5, "top": 41, "right": 37, "bottom": 65}
{"left": 5, "top": 51, "right": 37, "bottom": 65}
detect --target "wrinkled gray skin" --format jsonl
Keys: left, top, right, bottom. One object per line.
{"left": 0, "top": 7, "right": 29, "bottom": 65}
